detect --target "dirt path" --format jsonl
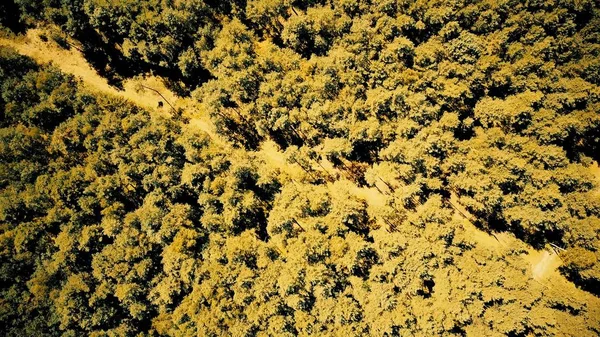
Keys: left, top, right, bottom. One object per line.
{"left": 529, "top": 250, "right": 562, "bottom": 280}
{"left": 1, "top": 29, "right": 221, "bottom": 139}
{"left": 0, "top": 29, "right": 183, "bottom": 113}
{"left": 449, "top": 191, "right": 563, "bottom": 281}
{"left": 2, "top": 27, "right": 565, "bottom": 285}
{"left": 6, "top": 27, "right": 600, "bottom": 309}
{"left": 255, "top": 133, "right": 565, "bottom": 282}
{"left": 591, "top": 161, "right": 600, "bottom": 199}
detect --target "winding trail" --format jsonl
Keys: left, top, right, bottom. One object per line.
{"left": 0, "top": 27, "right": 578, "bottom": 289}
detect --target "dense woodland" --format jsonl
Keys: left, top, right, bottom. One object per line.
{"left": 1, "top": 0, "right": 600, "bottom": 336}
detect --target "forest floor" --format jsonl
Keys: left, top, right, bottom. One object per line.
{"left": 1, "top": 27, "right": 589, "bottom": 296}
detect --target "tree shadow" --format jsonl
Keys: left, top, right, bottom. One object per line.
{"left": 1, "top": 0, "right": 27, "bottom": 34}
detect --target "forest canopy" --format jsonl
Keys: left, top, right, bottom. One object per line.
{"left": 1, "top": 0, "right": 600, "bottom": 336}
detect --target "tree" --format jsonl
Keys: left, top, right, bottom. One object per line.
{"left": 4, "top": 1, "right": 600, "bottom": 335}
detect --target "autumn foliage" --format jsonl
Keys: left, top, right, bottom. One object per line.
{"left": 1, "top": 0, "right": 600, "bottom": 336}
